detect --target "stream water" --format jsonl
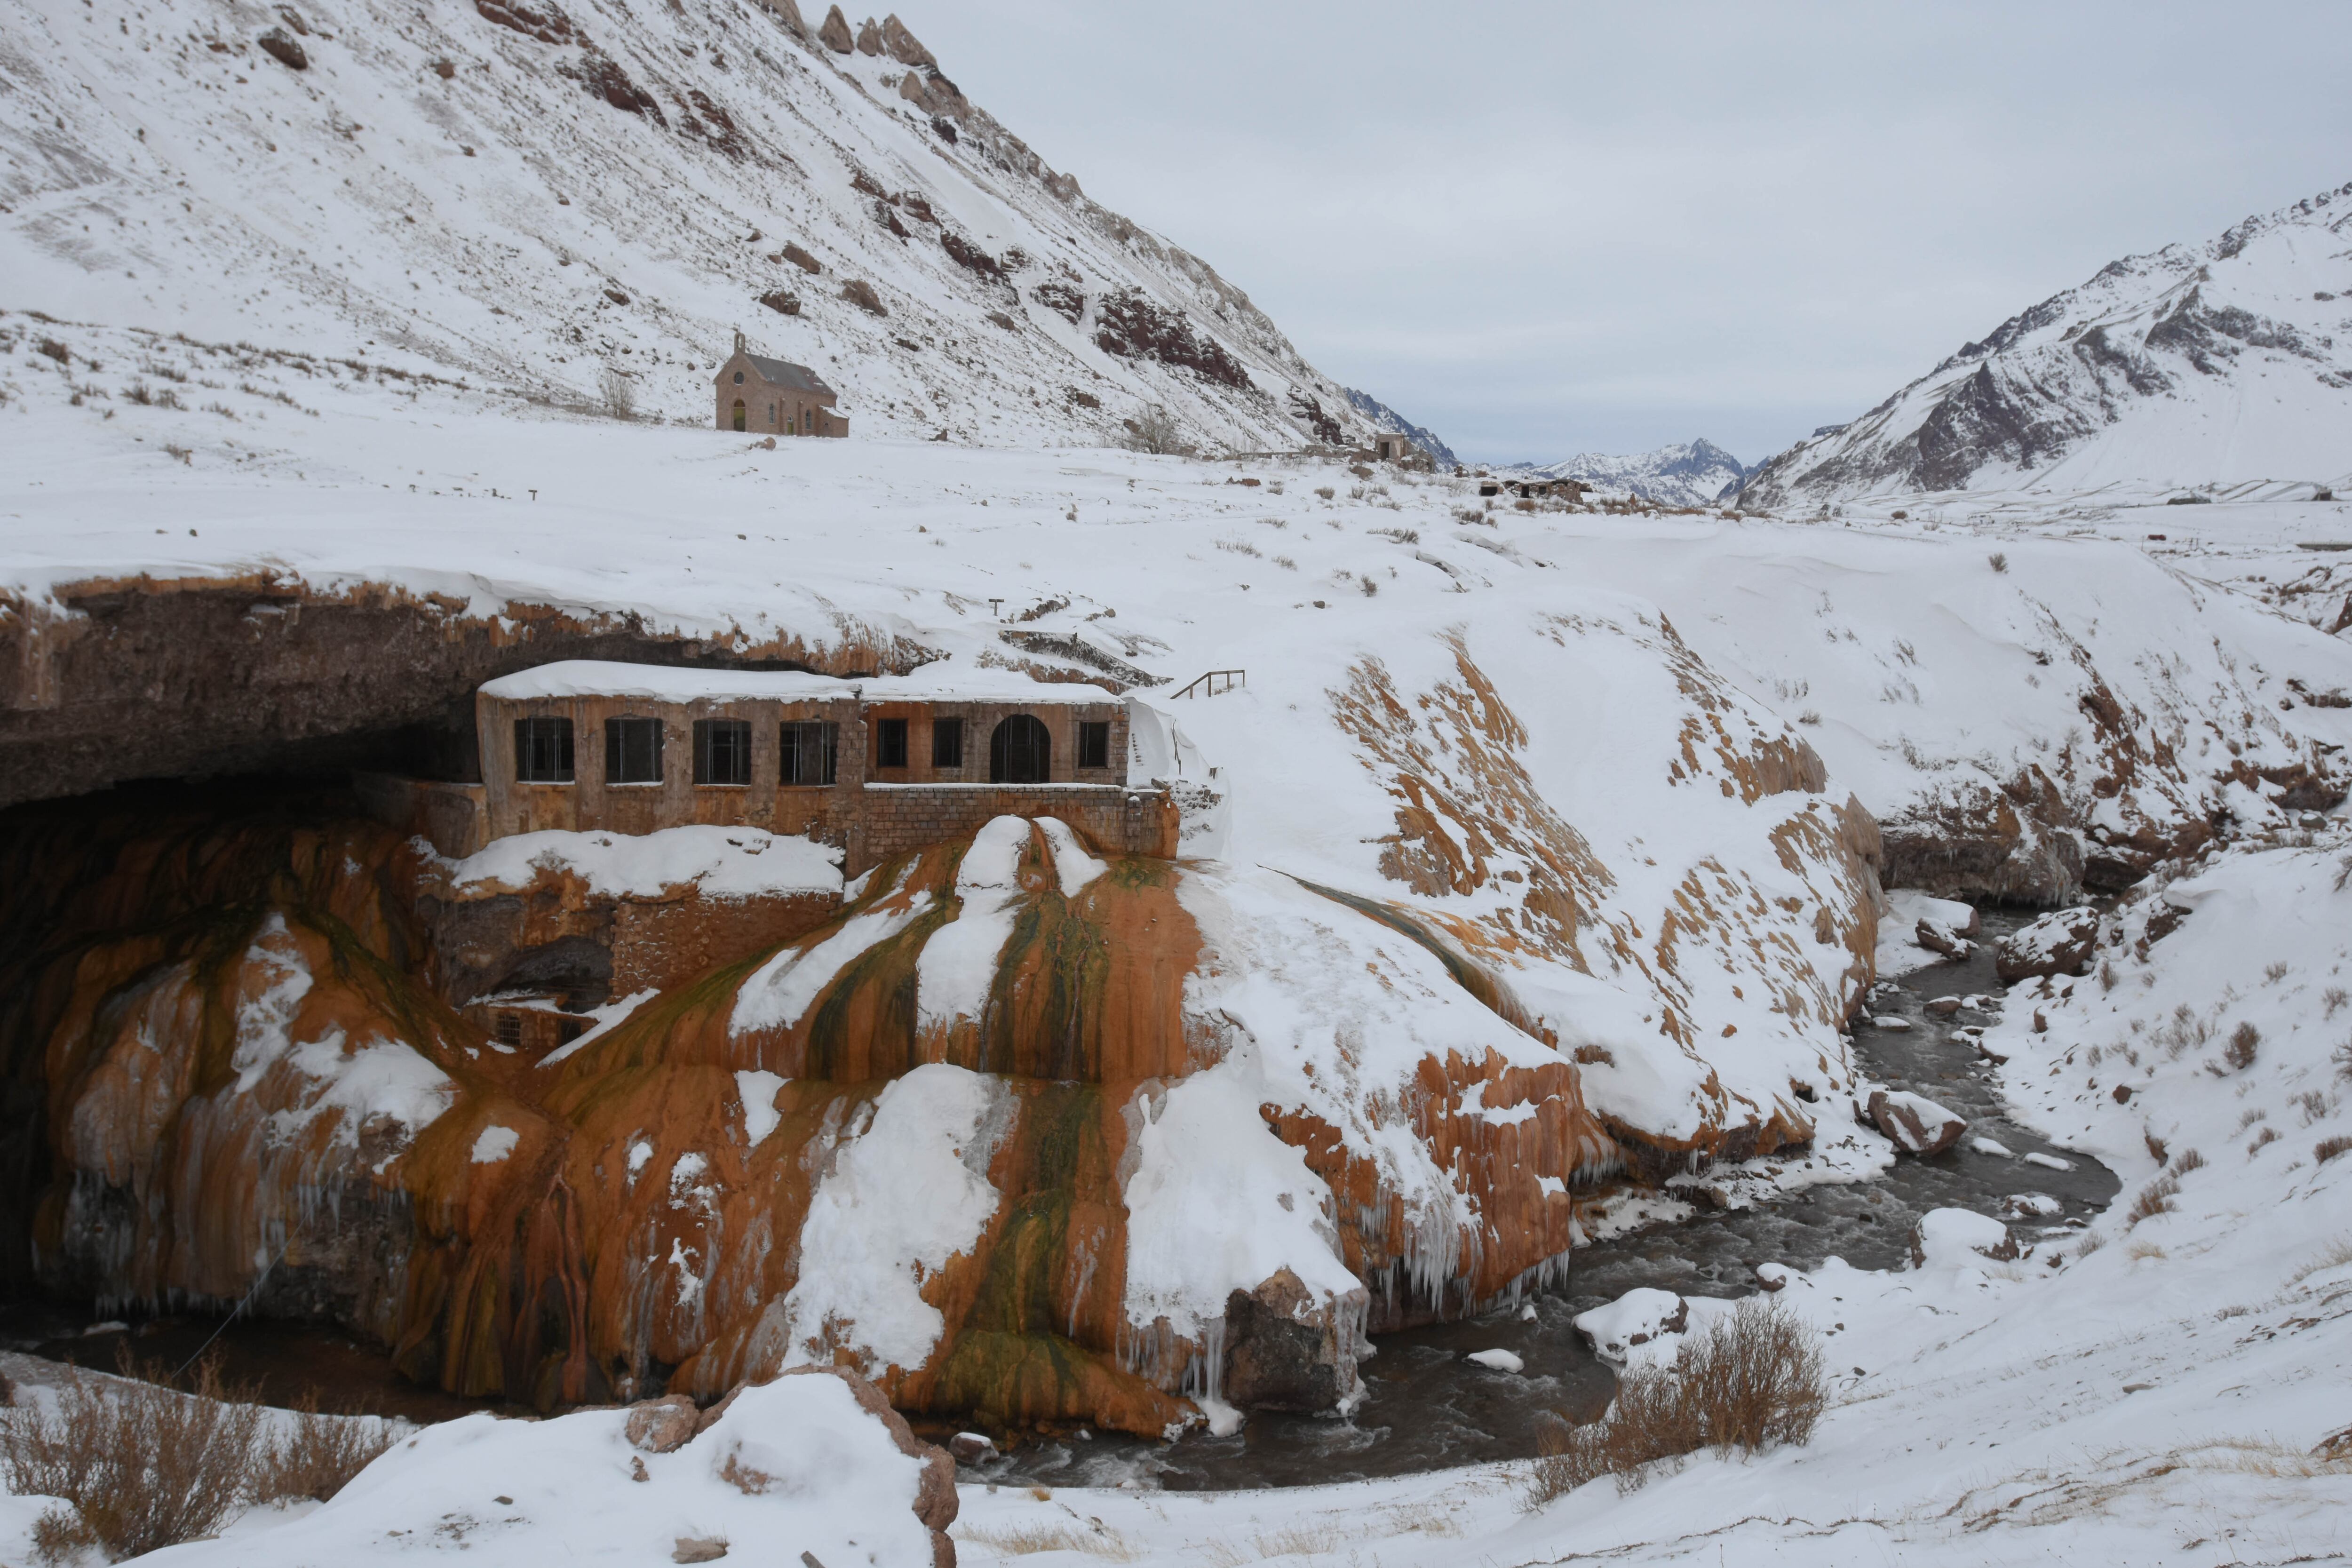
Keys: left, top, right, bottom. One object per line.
{"left": 0, "top": 913, "right": 2117, "bottom": 1489}
{"left": 984, "top": 910, "right": 2120, "bottom": 1491}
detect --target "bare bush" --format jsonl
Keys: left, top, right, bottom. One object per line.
{"left": 1524, "top": 1297, "right": 1827, "bottom": 1507}
{"left": 255, "top": 1391, "right": 394, "bottom": 1503}
{"left": 0, "top": 1354, "right": 266, "bottom": 1558}
{"left": 0, "top": 1355, "right": 392, "bottom": 1559}
{"left": 2172, "top": 1147, "right": 2207, "bottom": 1175}
{"left": 2224, "top": 1021, "right": 2260, "bottom": 1073}
{"left": 1113, "top": 403, "right": 1190, "bottom": 456}
{"left": 2325, "top": 986, "right": 2349, "bottom": 1020}
{"left": 599, "top": 365, "right": 636, "bottom": 421}
{"left": 1988, "top": 551, "right": 2009, "bottom": 573}
{"left": 2319, "top": 1135, "right": 2352, "bottom": 1164}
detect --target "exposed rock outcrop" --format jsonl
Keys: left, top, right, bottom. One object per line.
{"left": 1995, "top": 907, "right": 2101, "bottom": 984}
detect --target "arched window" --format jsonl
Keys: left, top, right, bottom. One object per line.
{"left": 731, "top": 399, "right": 746, "bottom": 432}
{"left": 732, "top": 370, "right": 745, "bottom": 385}
{"left": 989, "top": 714, "right": 1051, "bottom": 783}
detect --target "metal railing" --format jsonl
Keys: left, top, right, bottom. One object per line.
{"left": 1171, "top": 669, "right": 1246, "bottom": 700}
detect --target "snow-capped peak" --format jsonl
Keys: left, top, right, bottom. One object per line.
{"left": 1740, "top": 178, "right": 2352, "bottom": 505}
{"left": 1499, "top": 438, "right": 1750, "bottom": 508}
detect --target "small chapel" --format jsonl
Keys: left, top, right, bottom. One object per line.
{"left": 714, "top": 331, "right": 849, "bottom": 437}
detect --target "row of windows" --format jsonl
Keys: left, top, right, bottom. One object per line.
{"left": 510, "top": 714, "right": 1111, "bottom": 785}
{"left": 515, "top": 717, "right": 838, "bottom": 786}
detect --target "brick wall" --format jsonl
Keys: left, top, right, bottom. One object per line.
{"left": 851, "top": 784, "right": 1179, "bottom": 876}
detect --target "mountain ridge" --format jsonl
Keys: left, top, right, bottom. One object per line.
{"left": 1739, "top": 180, "right": 2352, "bottom": 505}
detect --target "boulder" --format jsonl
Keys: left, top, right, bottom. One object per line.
{"left": 756, "top": 0, "right": 806, "bottom": 38}
{"left": 1995, "top": 906, "right": 2100, "bottom": 984}
{"left": 1923, "top": 995, "right": 1963, "bottom": 1017}
{"left": 1914, "top": 916, "right": 1972, "bottom": 960}
{"left": 1908, "top": 1207, "right": 2019, "bottom": 1268}
{"left": 773, "top": 1367, "right": 958, "bottom": 1541}
{"left": 626, "top": 1393, "right": 699, "bottom": 1453}
{"left": 1868, "top": 1088, "right": 1967, "bottom": 1156}
{"left": 947, "top": 1431, "right": 996, "bottom": 1463}
{"left": 257, "top": 27, "right": 308, "bottom": 69}
{"left": 1220, "top": 1267, "right": 1363, "bottom": 1413}
{"left": 816, "top": 4, "right": 853, "bottom": 52}
{"left": 854, "top": 15, "right": 884, "bottom": 54}
{"left": 673, "top": 1539, "right": 728, "bottom": 1564}
{"left": 1572, "top": 1287, "right": 1690, "bottom": 1363}
{"left": 881, "top": 12, "right": 936, "bottom": 67}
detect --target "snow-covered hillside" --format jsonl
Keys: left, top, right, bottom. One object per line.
{"left": 0, "top": 0, "right": 1378, "bottom": 452}
{"left": 1502, "top": 438, "right": 1749, "bottom": 508}
{"left": 1742, "top": 181, "right": 2352, "bottom": 505}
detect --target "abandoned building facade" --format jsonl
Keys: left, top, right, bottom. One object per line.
{"left": 715, "top": 333, "right": 848, "bottom": 437}
{"left": 364, "top": 661, "right": 1176, "bottom": 876}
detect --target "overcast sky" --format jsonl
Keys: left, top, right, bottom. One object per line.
{"left": 907, "top": 1, "right": 2352, "bottom": 465}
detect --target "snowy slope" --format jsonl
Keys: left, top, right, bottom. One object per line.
{"left": 1342, "top": 386, "right": 1456, "bottom": 466}
{"left": 1502, "top": 438, "right": 1749, "bottom": 508}
{"left": 1742, "top": 180, "right": 2352, "bottom": 505}
{"left": 0, "top": 0, "right": 1376, "bottom": 452}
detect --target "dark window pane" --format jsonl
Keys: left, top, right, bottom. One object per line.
{"left": 781, "top": 721, "right": 838, "bottom": 786}
{"left": 1078, "top": 720, "right": 1111, "bottom": 770}
{"left": 695, "top": 718, "right": 753, "bottom": 785}
{"left": 989, "top": 714, "right": 1051, "bottom": 783}
{"left": 876, "top": 716, "right": 908, "bottom": 769}
{"left": 604, "top": 716, "right": 663, "bottom": 784}
{"left": 931, "top": 717, "right": 963, "bottom": 768}
{"left": 514, "top": 716, "right": 575, "bottom": 783}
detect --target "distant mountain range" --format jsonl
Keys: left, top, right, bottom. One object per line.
{"left": 1343, "top": 389, "right": 1457, "bottom": 467}
{"left": 1739, "top": 180, "right": 2352, "bottom": 505}
{"left": 1500, "top": 439, "right": 1752, "bottom": 508}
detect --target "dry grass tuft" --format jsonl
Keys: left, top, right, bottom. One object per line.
{"left": 961, "top": 1522, "right": 1141, "bottom": 1560}
{"left": 1525, "top": 1297, "right": 1827, "bottom": 1507}
{"left": 2171, "top": 1148, "right": 2207, "bottom": 1175}
{"left": 2125, "top": 1174, "right": 2180, "bottom": 1227}
{"left": 2318, "top": 1134, "right": 2352, "bottom": 1165}
{"left": 2288, "top": 1235, "right": 2352, "bottom": 1285}
{"left": 2224, "top": 1021, "right": 2260, "bottom": 1072}
{"left": 0, "top": 1353, "right": 393, "bottom": 1559}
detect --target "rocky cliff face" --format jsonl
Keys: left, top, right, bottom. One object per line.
{"left": 1739, "top": 181, "right": 2352, "bottom": 504}
{"left": 0, "top": 658, "right": 1880, "bottom": 1435}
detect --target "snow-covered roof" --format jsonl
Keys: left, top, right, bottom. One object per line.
{"left": 478, "top": 660, "right": 1120, "bottom": 706}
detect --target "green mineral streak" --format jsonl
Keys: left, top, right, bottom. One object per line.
{"left": 930, "top": 1328, "right": 1104, "bottom": 1418}
{"left": 964, "top": 1084, "right": 1098, "bottom": 1337}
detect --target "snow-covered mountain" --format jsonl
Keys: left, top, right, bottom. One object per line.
{"left": 1741, "top": 181, "right": 2352, "bottom": 506}
{"left": 0, "top": 0, "right": 1378, "bottom": 452}
{"left": 1342, "top": 387, "right": 1456, "bottom": 466}
{"left": 1501, "top": 438, "right": 1749, "bottom": 508}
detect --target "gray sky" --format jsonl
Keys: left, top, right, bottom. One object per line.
{"left": 909, "top": 1, "right": 2352, "bottom": 466}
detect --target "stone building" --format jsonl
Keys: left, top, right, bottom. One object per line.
{"left": 365, "top": 661, "right": 1179, "bottom": 876}
{"left": 715, "top": 331, "right": 848, "bottom": 437}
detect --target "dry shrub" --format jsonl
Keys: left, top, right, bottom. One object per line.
{"left": 0, "top": 1354, "right": 265, "bottom": 1558}
{"left": 2126, "top": 1174, "right": 2180, "bottom": 1227}
{"left": 1525, "top": 1297, "right": 1827, "bottom": 1507}
{"left": 255, "top": 1390, "right": 394, "bottom": 1503}
{"left": 2224, "top": 1021, "right": 2260, "bottom": 1072}
{"left": 0, "top": 1354, "right": 392, "bottom": 1559}
{"left": 2171, "top": 1148, "right": 2207, "bottom": 1175}
{"left": 2318, "top": 1135, "right": 2352, "bottom": 1164}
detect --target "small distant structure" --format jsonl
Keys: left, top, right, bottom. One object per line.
{"left": 1371, "top": 431, "right": 1415, "bottom": 462}
{"left": 716, "top": 330, "right": 848, "bottom": 437}
{"left": 1479, "top": 476, "right": 1587, "bottom": 501}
